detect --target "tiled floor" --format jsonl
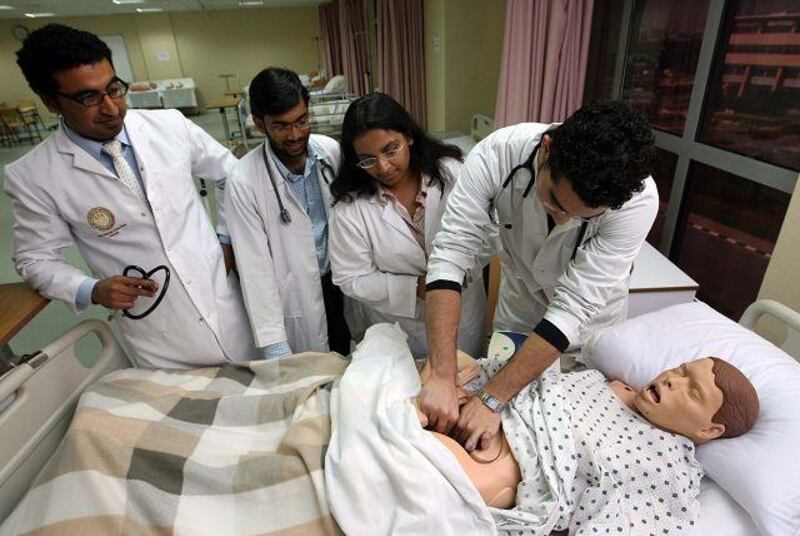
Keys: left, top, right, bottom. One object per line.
{"left": 0, "top": 110, "right": 232, "bottom": 358}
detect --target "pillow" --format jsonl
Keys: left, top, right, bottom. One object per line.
{"left": 581, "top": 301, "right": 800, "bottom": 536}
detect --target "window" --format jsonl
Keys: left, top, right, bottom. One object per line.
{"left": 647, "top": 148, "right": 677, "bottom": 247}
{"left": 621, "top": 0, "right": 710, "bottom": 134}
{"left": 671, "top": 162, "right": 790, "bottom": 319}
{"left": 584, "top": 0, "right": 625, "bottom": 103}
{"left": 698, "top": 3, "right": 800, "bottom": 171}
{"left": 587, "top": 0, "right": 798, "bottom": 320}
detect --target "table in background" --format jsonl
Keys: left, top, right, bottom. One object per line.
{"left": 0, "top": 283, "right": 49, "bottom": 365}
{"left": 205, "top": 97, "right": 242, "bottom": 141}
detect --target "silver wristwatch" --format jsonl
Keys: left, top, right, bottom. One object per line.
{"left": 476, "top": 389, "right": 506, "bottom": 414}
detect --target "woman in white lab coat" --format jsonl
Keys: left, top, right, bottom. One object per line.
{"left": 329, "top": 93, "right": 488, "bottom": 358}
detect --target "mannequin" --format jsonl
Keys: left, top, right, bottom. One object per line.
{"left": 417, "top": 356, "right": 759, "bottom": 510}
{"left": 417, "top": 353, "right": 521, "bottom": 508}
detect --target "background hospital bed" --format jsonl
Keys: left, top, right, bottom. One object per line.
{"left": 1, "top": 300, "right": 797, "bottom": 532}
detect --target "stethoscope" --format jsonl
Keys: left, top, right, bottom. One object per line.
{"left": 261, "top": 143, "right": 335, "bottom": 225}
{"left": 108, "top": 264, "right": 170, "bottom": 321}
{"left": 499, "top": 139, "right": 588, "bottom": 262}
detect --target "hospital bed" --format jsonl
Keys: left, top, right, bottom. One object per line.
{"left": 1, "top": 300, "right": 797, "bottom": 533}
{"left": 434, "top": 113, "right": 495, "bottom": 155}
{"left": 236, "top": 83, "right": 357, "bottom": 142}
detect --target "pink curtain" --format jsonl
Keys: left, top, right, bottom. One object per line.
{"left": 339, "top": 0, "right": 370, "bottom": 95}
{"left": 318, "top": 1, "right": 343, "bottom": 77}
{"left": 494, "top": 0, "right": 594, "bottom": 127}
{"left": 377, "top": 0, "right": 426, "bottom": 126}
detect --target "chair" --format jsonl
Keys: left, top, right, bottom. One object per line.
{"left": 16, "top": 99, "right": 47, "bottom": 139}
{"left": 0, "top": 107, "right": 42, "bottom": 145}
{"left": 0, "top": 103, "right": 13, "bottom": 147}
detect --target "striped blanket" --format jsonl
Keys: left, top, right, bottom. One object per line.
{"left": 1, "top": 352, "right": 348, "bottom": 536}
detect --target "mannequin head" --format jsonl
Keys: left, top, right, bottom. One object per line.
{"left": 629, "top": 357, "right": 759, "bottom": 444}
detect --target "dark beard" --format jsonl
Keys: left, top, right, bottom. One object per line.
{"left": 267, "top": 134, "right": 308, "bottom": 164}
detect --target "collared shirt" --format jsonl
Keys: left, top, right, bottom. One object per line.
{"left": 271, "top": 147, "right": 329, "bottom": 274}
{"left": 377, "top": 180, "right": 428, "bottom": 251}
{"left": 63, "top": 121, "right": 146, "bottom": 309}
{"left": 62, "top": 120, "right": 145, "bottom": 191}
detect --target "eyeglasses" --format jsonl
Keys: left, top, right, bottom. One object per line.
{"left": 356, "top": 143, "right": 406, "bottom": 170}
{"left": 544, "top": 191, "right": 606, "bottom": 223}
{"left": 536, "top": 154, "right": 608, "bottom": 223}
{"left": 55, "top": 78, "right": 129, "bottom": 108}
{"left": 267, "top": 114, "right": 311, "bottom": 134}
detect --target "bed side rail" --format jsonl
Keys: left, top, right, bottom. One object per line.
{"left": 0, "top": 319, "right": 130, "bottom": 523}
{"left": 740, "top": 299, "right": 800, "bottom": 360}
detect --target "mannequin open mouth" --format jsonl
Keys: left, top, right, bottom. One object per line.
{"left": 647, "top": 385, "right": 660, "bottom": 403}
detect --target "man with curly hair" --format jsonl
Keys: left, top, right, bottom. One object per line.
{"left": 4, "top": 24, "right": 256, "bottom": 368}
{"left": 420, "top": 102, "right": 659, "bottom": 450}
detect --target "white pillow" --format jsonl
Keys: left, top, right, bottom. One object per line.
{"left": 582, "top": 301, "right": 800, "bottom": 536}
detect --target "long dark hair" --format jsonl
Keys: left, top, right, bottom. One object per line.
{"left": 331, "top": 93, "right": 463, "bottom": 204}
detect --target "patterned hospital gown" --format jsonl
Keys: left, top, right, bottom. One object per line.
{"left": 478, "top": 362, "right": 704, "bottom": 536}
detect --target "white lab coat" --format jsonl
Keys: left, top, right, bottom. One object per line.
{"left": 225, "top": 135, "right": 342, "bottom": 353}
{"left": 329, "top": 158, "right": 488, "bottom": 358}
{"left": 4, "top": 109, "right": 256, "bottom": 369}
{"left": 428, "top": 123, "right": 659, "bottom": 349}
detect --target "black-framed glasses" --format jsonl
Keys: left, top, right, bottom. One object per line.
{"left": 55, "top": 78, "right": 129, "bottom": 108}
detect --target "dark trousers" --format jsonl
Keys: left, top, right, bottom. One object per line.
{"left": 321, "top": 271, "right": 351, "bottom": 355}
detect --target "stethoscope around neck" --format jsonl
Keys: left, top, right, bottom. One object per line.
{"left": 260, "top": 142, "right": 335, "bottom": 225}
{"left": 500, "top": 139, "right": 588, "bottom": 262}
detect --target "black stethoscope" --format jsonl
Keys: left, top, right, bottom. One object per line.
{"left": 499, "top": 139, "right": 588, "bottom": 262}
{"left": 108, "top": 264, "right": 170, "bottom": 321}
{"left": 261, "top": 143, "right": 335, "bottom": 225}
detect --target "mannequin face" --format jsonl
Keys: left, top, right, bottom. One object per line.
{"left": 633, "top": 358, "right": 726, "bottom": 444}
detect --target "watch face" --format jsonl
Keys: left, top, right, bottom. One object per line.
{"left": 13, "top": 25, "right": 30, "bottom": 42}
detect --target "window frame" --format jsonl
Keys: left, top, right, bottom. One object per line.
{"left": 606, "top": 0, "right": 798, "bottom": 256}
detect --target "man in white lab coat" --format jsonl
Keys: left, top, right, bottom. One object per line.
{"left": 4, "top": 24, "right": 255, "bottom": 368}
{"left": 420, "top": 102, "right": 659, "bottom": 450}
{"left": 225, "top": 68, "right": 349, "bottom": 358}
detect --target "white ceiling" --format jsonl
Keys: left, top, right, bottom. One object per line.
{"left": 0, "top": 0, "right": 330, "bottom": 20}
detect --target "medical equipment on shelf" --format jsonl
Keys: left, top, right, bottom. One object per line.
{"left": 260, "top": 143, "right": 336, "bottom": 225}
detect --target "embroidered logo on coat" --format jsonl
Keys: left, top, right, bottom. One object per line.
{"left": 87, "top": 207, "right": 115, "bottom": 232}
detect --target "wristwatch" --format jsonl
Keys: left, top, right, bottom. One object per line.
{"left": 476, "top": 389, "right": 506, "bottom": 414}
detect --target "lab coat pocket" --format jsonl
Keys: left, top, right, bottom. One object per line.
{"left": 156, "top": 159, "right": 194, "bottom": 213}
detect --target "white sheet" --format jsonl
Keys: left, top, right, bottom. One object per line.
{"left": 692, "top": 478, "right": 761, "bottom": 536}
{"left": 325, "top": 323, "right": 496, "bottom": 536}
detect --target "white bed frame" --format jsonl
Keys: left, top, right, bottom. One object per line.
{"left": 0, "top": 320, "right": 131, "bottom": 522}
{"left": 0, "top": 300, "right": 798, "bottom": 528}
{"left": 740, "top": 299, "right": 800, "bottom": 359}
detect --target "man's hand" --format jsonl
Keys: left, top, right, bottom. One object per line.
{"left": 416, "top": 276, "right": 426, "bottom": 299}
{"left": 91, "top": 275, "right": 158, "bottom": 310}
{"left": 222, "top": 243, "right": 236, "bottom": 274}
{"left": 419, "top": 375, "right": 460, "bottom": 434}
{"left": 454, "top": 396, "right": 501, "bottom": 452}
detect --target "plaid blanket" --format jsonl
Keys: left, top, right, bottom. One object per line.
{"left": 1, "top": 352, "right": 348, "bottom": 536}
